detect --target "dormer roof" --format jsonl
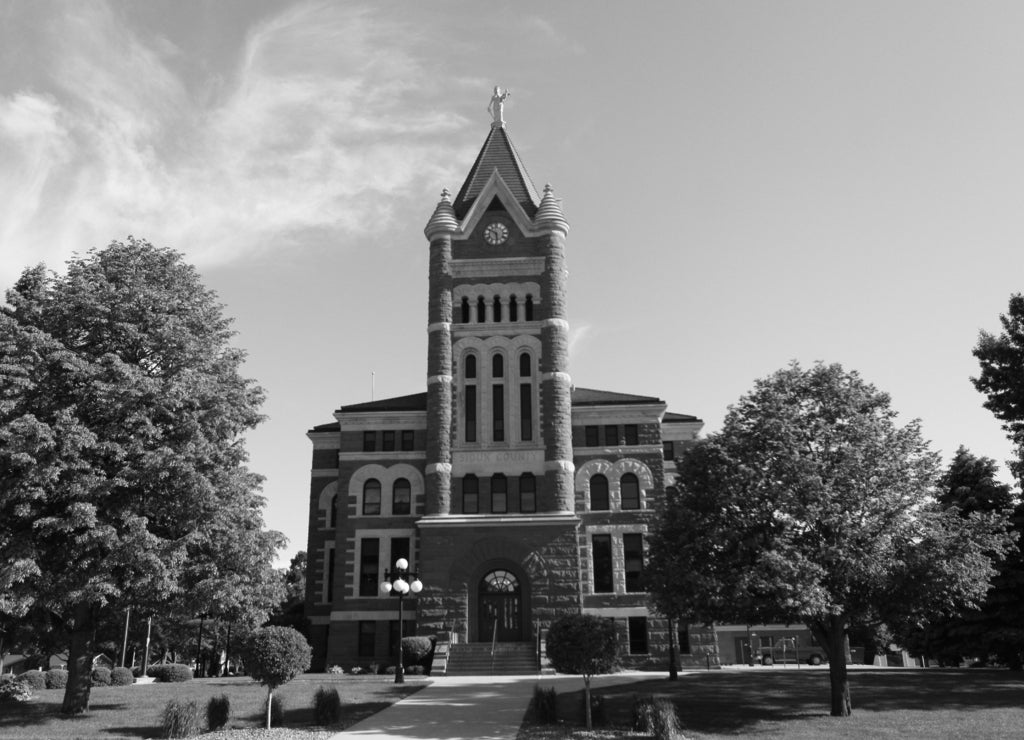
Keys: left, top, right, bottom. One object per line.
{"left": 452, "top": 125, "right": 540, "bottom": 220}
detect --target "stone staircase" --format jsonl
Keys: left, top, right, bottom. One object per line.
{"left": 444, "top": 641, "right": 539, "bottom": 676}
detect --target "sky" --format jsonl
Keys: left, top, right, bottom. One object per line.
{"left": 3, "top": 1, "right": 1024, "bottom": 566}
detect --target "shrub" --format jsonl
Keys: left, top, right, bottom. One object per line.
{"left": 148, "top": 664, "right": 194, "bottom": 683}
{"left": 533, "top": 684, "right": 557, "bottom": 724}
{"left": 243, "top": 627, "right": 310, "bottom": 729}
{"left": 91, "top": 667, "right": 112, "bottom": 686}
{"left": 45, "top": 668, "right": 69, "bottom": 689}
{"left": 349, "top": 666, "right": 366, "bottom": 675}
{"left": 367, "top": 662, "right": 380, "bottom": 675}
{"left": 406, "top": 665, "right": 425, "bottom": 675}
{"left": 633, "top": 695, "right": 683, "bottom": 740}
{"left": 111, "top": 666, "right": 134, "bottom": 686}
{"left": 161, "top": 698, "right": 200, "bottom": 738}
{"left": 207, "top": 694, "right": 230, "bottom": 731}
{"left": 327, "top": 664, "right": 345, "bottom": 674}
{"left": 0, "top": 675, "right": 34, "bottom": 703}
{"left": 313, "top": 686, "right": 342, "bottom": 726}
{"left": 401, "top": 635, "right": 436, "bottom": 672}
{"left": 16, "top": 671, "right": 46, "bottom": 691}
{"left": 384, "top": 665, "right": 397, "bottom": 675}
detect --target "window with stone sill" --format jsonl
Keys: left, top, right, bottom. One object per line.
{"left": 628, "top": 616, "right": 648, "bottom": 654}
{"left": 584, "top": 425, "right": 599, "bottom": 447}
{"left": 382, "top": 430, "right": 395, "bottom": 452}
{"left": 363, "top": 479, "right": 382, "bottom": 516}
{"left": 520, "top": 473, "right": 536, "bottom": 513}
{"left": 392, "top": 478, "right": 411, "bottom": 516}
{"left": 592, "top": 534, "right": 613, "bottom": 593}
{"left": 463, "top": 474, "right": 479, "bottom": 514}
{"left": 620, "top": 473, "right": 640, "bottom": 510}
{"left": 624, "top": 424, "right": 639, "bottom": 445}
{"left": 590, "top": 474, "right": 610, "bottom": 511}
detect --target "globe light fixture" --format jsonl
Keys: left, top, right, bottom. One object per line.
{"left": 380, "top": 558, "right": 424, "bottom": 684}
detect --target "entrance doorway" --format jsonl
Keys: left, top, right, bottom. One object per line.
{"left": 478, "top": 569, "right": 523, "bottom": 642}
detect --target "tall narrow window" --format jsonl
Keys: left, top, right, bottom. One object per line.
{"left": 465, "top": 354, "right": 477, "bottom": 443}
{"left": 592, "top": 534, "right": 613, "bottom": 593}
{"left": 401, "top": 430, "right": 415, "bottom": 451}
{"left": 363, "top": 479, "right": 381, "bottom": 516}
{"left": 584, "top": 425, "right": 599, "bottom": 447}
{"left": 328, "top": 492, "right": 338, "bottom": 528}
{"left": 525, "top": 295, "right": 534, "bottom": 321}
{"left": 460, "top": 297, "right": 470, "bottom": 323}
{"left": 509, "top": 295, "right": 518, "bottom": 321}
{"left": 491, "top": 474, "right": 508, "bottom": 513}
{"left": 520, "top": 384, "right": 532, "bottom": 441}
{"left": 382, "top": 430, "right": 395, "bottom": 451}
{"left": 621, "top": 473, "right": 640, "bottom": 510}
{"left": 663, "top": 441, "right": 675, "bottom": 460}
{"left": 624, "top": 424, "right": 639, "bottom": 445}
{"left": 392, "top": 478, "right": 411, "bottom": 516}
{"left": 604, "top": 425, "right": 619, "bottom": 446}
{"left": 463, "top": 475, "right": 479, "bottom": 514}
{"left": 628, "top": 617, "right": 648, "bottom": 654}
{"left": 624, "top": 533, "right": 644, "bottom": 593}
{"left": 492, "top": 354, "right": 504, "bottom": 377}
{"left": 590, "top": 474, "right": 610, "bottom": 511}
{"left": 326, "top": 546, "right": 336, "bottom": 602}
{"left": 493, "top": 296, "right": 502, "bottom": 322}
{"left": 363, "top": 431, "right": 376, "bottom": 452}
{"left": 359, "top": 538, "right": 380, "bottom": 596}
{"left": 520, "top": 473, "right": 536, "bottom": 513}
{"left": 493, "top": 385, "right": 505, "bottom": 441}
{"left": 678, "top": 624, "right": 692, "bottom": 655}
{"left": 519, "top": 353, "right": 531, "bottom": 377}
{"left": 391, "top": 537, "right": 410, "bottom": 568}
{"left": 358, "top": 621, "right": 376, "bottom": 657}
{"left": 477, "top": 296, "right": 486, "bottom": 323}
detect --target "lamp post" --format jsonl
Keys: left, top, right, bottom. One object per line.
{"left": 380, "top": 558, "right": 423, "bottom": 684}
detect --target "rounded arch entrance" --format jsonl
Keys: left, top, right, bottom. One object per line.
{"left": 471, "top": 560, "right": 531, "bottom": 642}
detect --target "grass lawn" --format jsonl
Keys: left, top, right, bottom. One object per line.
{"left": 519, "top": 668, "right": 1024, "bottom": 739}
{"left": 0, "top": 673, "right": 427, "bottom": 739}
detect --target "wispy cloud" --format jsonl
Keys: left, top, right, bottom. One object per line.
{"left": 0, "top": 2, "right": 473, "bottom": 283}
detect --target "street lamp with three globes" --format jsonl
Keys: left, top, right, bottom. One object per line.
{"left": 379, "top": 558, "right": 423, "bottom": 683}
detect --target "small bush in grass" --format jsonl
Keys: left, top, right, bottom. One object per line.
{"left": 633, "top": 695, "right": 683, "bottom": 740}
{"left": 533, "top": 684, "right": 557, "bottom": 724}
{"left": 207, "top": 694, "right": 230, "bottom": 731}
{"left": 111, "top": 666, "right": 134, "bottom": 685}
{"left": 384, "top": 665, "right": 397, "bottom": 675}
{"left": 349, "top": 666, "right": 365, "bottom": 675}
{"left": 327, "top": 664, "right": 344, "bottom": 674}
{"left": 91, "top": 667, "right": 112, "bottom": 686}
{"left": 1, "top": 675, "right": 34, "bottom": 703}
{"left": 16, "top": 671, "right": 46, "bottom": 690}
{"left": 45, "top": 668, "right": 69, "bottom": 689}
{"left": 406, "top": 665, "right": 425, "bottom": 675}
{"left": 313, "top": 686, "right": 342, "bottom": 725}
{"left": 149, "top": 664, "right": 194, "bottom": 683}
{"left": 161, "top": 698, "right": 200, "bottom": 738}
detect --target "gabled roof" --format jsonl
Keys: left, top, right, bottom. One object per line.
{"left": 663, "top": 411, "right": 702, "bottom": 423}
{"left": 337, "top": 392, "right": 428, "bottom": 414}
{"left": 452, "top": 125, "right": 540, "bottom": 220}
{"left": 570, "top": 387, "right": 663, "bottom": 406}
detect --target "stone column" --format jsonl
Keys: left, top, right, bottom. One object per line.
{"left": 534, "top": 185, "right": 573, "bottom": 512}
{"left": 424, "top": 191, "right": 458, "bottom": 515}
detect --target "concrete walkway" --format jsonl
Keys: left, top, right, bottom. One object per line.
{"left": 328, "top": 672, "right": 654, "bottom": 740}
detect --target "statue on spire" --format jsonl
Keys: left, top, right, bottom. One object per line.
{"left": 488, "top": 86, "right": 510, "bottom": 127}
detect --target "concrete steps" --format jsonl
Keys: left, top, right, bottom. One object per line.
{"left": 445, "top": 642, "right": 538, "bottom": 676}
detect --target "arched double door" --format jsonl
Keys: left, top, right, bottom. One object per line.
{"left": 478, "top": 569, "right": 524, "bottom": 642}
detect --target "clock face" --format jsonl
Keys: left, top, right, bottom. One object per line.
{"left": 483, "top": 222, "right": 509, "bottom": 245}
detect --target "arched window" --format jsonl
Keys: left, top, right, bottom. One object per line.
{"left": 477, "top": 296, "right": 486, "bottom": 323}
{"left": 482, "top": 569, "right": 519, "bottom": 593}
{"left": 525, "top": 295, "right": 534, "bottom": 321}
{"left": 509, "top": 295, "right": 518, "bottom": 322}
{"left": 590, "top": 474, "right": 609, "bottom": 511}
{"left": 392, "top": 478, "right": 411, "bottom": 516}
{"left": 328, "top": 492, "right": 338, "bottom": 528}
{"left": 519, "top": 353, "right": 531, "bottom": 377}
{"left": 363, "top": 479, "right": 381, "bottom": 516}
{"left": 621, "top": 473, "right": 640, "bottom": 510}
{"left": 465, "top": 354, "right": 477, "bottom": 378}
{"left": 519, "top": 473, "right": 536, "bottom": 513}
{"left": 460, "top": 296, "right": 470, "bottom": 324}
{"left": 463, "top": 474, "right": 479, "bottom": 514}
{"left": 493, "top": 296, "right": 502, "bottom": 323}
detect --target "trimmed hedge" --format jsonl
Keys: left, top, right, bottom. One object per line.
{"left": 401, "top": 635, "right": 435, "bottom": 670}
{"left": 16, "top": 671, "right": 46, "bottom": 690}
{"left": 111, "top": 666, "right": 134, "bottom": 686}
{"left": 148, "top": 664, "right": 194, "bottom": 683}
{"left": 45, "top": 669, "right": 69, "bottom": 689}
{"left": 91, "top": 667, "right": 112, "bottom": 686}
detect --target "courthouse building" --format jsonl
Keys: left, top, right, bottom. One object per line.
{"left": 304, "top": 94, "right": 715, "bottom": 671}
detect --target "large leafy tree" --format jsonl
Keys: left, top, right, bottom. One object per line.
{"left": 0, "top": 239, "right": 280, "bottom": 713}
{"left": 648, "top": 362, "right": 1009, "bottom": 717}
{"left": 974, "top": 294, "right": 1024, "bottom": 481}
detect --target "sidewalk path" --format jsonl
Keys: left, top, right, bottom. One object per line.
{"left": 328, "top": 672, "right": 654, "bottom": 740}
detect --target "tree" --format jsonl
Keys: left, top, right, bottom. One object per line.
{"left": 545, "top": 613, "right": 619, "bottom": 729}
{"left": 0, "top": 239, "right": 280, "bottom": 713}
{"left": 647, "top": 362, "right": 1009, "bottom": 716}
{"left": 242, "top": 626, "right": 312, "bottom": 729}
{"left": 974, "top": 294, "right": 1024, "bottom": 481}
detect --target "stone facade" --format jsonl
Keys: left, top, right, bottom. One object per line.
{"left": 304, "top": 113, "right": 710, "bottom": 671}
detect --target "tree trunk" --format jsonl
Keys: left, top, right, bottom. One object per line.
{"left": 810, "top": 616, "right": 852, "bottom": 717}
{"left": 61, "top": 603, "right": 97, "bottom": 714}
{"left": 266, "top": 686, "right": 273, "bottom": 729}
